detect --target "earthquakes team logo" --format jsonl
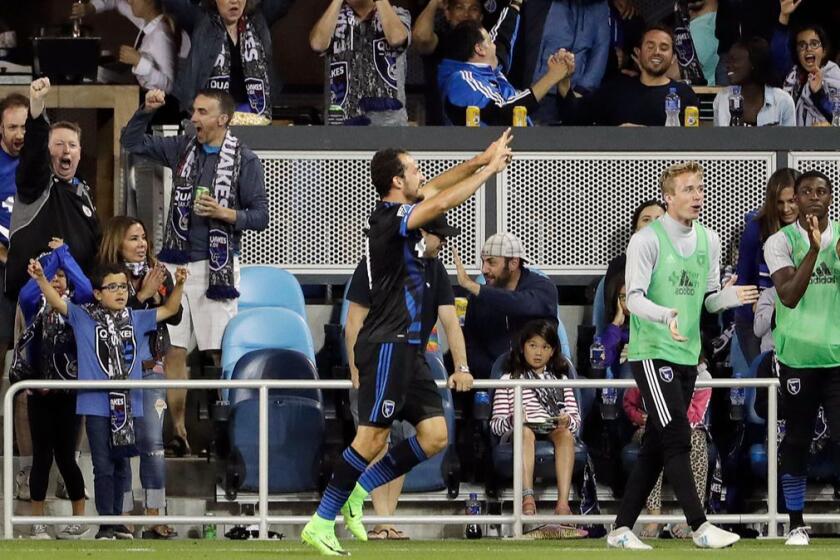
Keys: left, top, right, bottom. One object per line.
{"left": 787, "top": 378, "right": 801, "bottom": 395}
{"left": 659, "top": 366, "right": 674, "bottom": 383}
{"left": 810, "top": 262, "right": 836, "bottom": 285}
{"left": 668, "top": 269, "right": 699, "bottom": 296}
{"left": 382, "top": 400, "right": 396, "bottom": 418}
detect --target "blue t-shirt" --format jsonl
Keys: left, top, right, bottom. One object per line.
{"left": 67, "top": 303, "right": 157, "bottom": 417}
{"left": 0, "top": 148, "right": 18, "bottom": 246}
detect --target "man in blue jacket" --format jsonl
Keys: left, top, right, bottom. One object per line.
{"left": 453, "top": 232, "right": 558, "bottom": 380}
{"left": 438, "top": 18, "right": 573, "bottom": 125}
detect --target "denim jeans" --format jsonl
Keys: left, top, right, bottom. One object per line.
{"left": 86, "top": 415, "right": 131, "bottom": 516}
{"left": 123, "top": 371, "right": 167, "bottom": 510}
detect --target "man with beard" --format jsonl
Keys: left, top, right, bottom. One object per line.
{"left": 452, "top": 232, "right": 558, "bottom": 380}
{"left": 301, "top": 131, "right": 511, "bottom": 556}
{"left": 556, "top": 24, "right": 700, "bottom": 125}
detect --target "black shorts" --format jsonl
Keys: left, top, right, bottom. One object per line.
{"left": 355, "top": 339, "right": 443, "bottom": 427}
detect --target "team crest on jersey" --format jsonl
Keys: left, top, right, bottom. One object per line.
{"left": 373, "top": 38, "right": 398, "bottom": 90}
{"left": 382, "top": 400, "right": 396, "bottom": 418}
{"left": 659, "top": 366, "right": 674, "bottom": 383}
{"left": 787, "top": 378, "right": 801, "bottom": 395}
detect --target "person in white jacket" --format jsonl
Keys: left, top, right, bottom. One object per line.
{"left": 73, "top": 0, "right": 188, "bottom": 94}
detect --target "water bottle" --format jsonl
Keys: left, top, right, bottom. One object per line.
{"left": 589, "top": 337, "right": 606, "bottom": 377}
{"left": 729, "top": 370, "right": 745, "bottom": 421}
{"left": 728, "top": 85, "right": 745, "bottom": 127}
{"left": 832, "top": 96, "right": 840, "bottom": 127}
{"left": 473, "top": 391, "right": 491, "bottom": 421}
{"left": 665, "top": 87, "right": 681, "bottom": 127}
{"left": 203, "top": 512, "right": 217, "bottom": 540}
{"left": 601, "top": 371, "right": 619, "bottom": 421}
{"left": 464, "top": 493, "right": 482, "bottom": 539}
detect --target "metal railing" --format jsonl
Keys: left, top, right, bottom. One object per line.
{"left": 2, "top": 376, "right": 804, "bottom": 540}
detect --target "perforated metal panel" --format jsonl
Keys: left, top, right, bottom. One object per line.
{"left": 788, "top": 152, "right": 840, "bottom": 222}
{"left": 498, "top": 153, "right": 775, "bottom": 274}
{"left": 240, "top": 152, "right": 485, "bottom": 273}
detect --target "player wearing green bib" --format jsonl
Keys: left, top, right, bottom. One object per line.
{"left": 608, "top": 162, "right": 758, "bottom": 551}
{"left": 764, "top": 171, "right": 840, "bottom": 547}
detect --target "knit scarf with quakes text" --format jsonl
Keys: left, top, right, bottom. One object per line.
{"left": 207, "top": 13, "right": 271, "bottom": 119}
{"left": 159, "top": 130, "right": 241, "bottom": 300}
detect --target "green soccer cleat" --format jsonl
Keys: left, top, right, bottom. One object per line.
{"left": 340, "top": 484, "right": 369, "bottom": 542}
{"left": 301, "top": 515, "right": 350, "bottom": 556}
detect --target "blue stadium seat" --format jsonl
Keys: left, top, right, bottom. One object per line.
{"left": 228, "top": 395, "right": 325, "bottom": 493}
{"left": 401, "top": 352, "right": 459, "bottom": 494}
{"left": 228, "top": 348, "right": 322, "bottom": 407}
{"left": 221, "top": 307, "right": 315, "bottom": 400}
{"left": 488, "top": 352, "right": 589, "bottom": 481}
{"left": 593, "top": 276, "right": 607, "bottom": 337}
{"left": 238, "top": 265, "right": 306, "bottom": 318}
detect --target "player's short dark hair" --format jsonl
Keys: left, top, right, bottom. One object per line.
{"left": 638, "top": 23, "right": 674, "bottom": 49}
{"left": 195, "top": 88, "right": 236, "bottom": 121}
{"left": 0, "top": 93, "right": 28, "bottom": 123}
{"left": 91, "top": 263, "right": 127, "bottom": 289}
{"left": 794, "top": 170, "right": 833, "bottom": 194}
{"left": 371, "top": 148, "right": 408, "bottom": 198}
{"left": 444, "top": 19, "right": 486, "bottom": 62}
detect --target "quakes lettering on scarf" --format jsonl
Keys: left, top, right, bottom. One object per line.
{"left": 213, "top": 135, "right": 237, "bottom": 207}
{"left": 242, "top": 33, "right": 258, "bottom": 63}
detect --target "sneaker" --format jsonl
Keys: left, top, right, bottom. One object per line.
{"left": 340, "top": 484, "right": 368, "bottom": 542}
{"left": 95, "top": 526, "right": 116, "bottom": 540}
{"left": 31, "top": 524, "right": 51, "bottom": 540}
{"left": 301, "top": 515, "right": 349, "bottom": 556}
{"left": 113, "top": 524, "right": 135, "bottom": 539}
{"left": 607, "top": 527, "right": 652, "bottom": 550}
{"left": 15, "top": 467, "right": 31, "bottom": 501}
{"left": 692, "top": 522, "right": 740, "bottom": 549}
{"left": 785, "top": 526, "right": 811, "bottom": 546}
{"left": 57, "top": 524, "right": 87, "bottom": 540}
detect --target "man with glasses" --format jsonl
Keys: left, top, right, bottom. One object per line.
{"left": 764, "top": 171, "right": 840, "bottom": 547}
{"left": 608, "top": 161, "right": 758, "bottom": 549}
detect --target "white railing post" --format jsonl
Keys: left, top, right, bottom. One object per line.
{"left": 766, "top": 385, "right": 779, "bottom": 538}
{"left": 3, "top": 387, "right": 14, "bottom": 539}
{"left": 258, "top": 386, "right": 269, "bottom": 540}
{"left": 512, "top": 385, "right": 523, "bottom": 538}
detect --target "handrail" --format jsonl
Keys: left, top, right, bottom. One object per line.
{"left": 4, "top": 377, "right": 782, "bottom": 540}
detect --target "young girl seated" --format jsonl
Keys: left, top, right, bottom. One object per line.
{"left": 27, "top": 259, "right": 186, "bottom": 541}
{"left": 490, "top": 319, "right": 585, "bottom": 536}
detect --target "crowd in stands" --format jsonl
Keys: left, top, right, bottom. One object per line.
{"left": 0, "top": 0, "right": 832, "bottom": 126}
